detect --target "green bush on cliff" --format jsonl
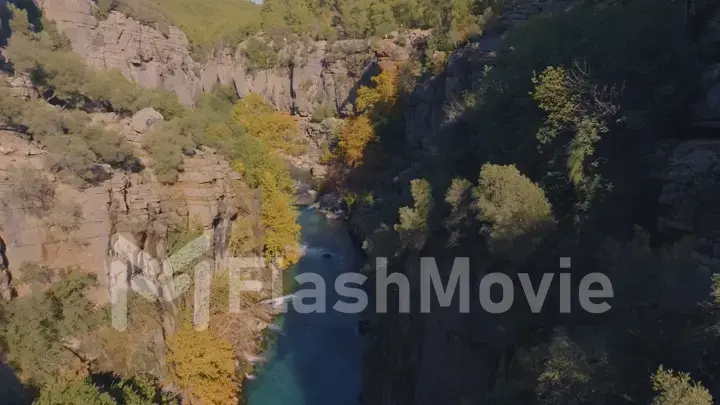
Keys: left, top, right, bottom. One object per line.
{"left": 142, "top": 122, "right": 195, "bottom": 184}
{"left": 243, "top": 37, "right": 278, "bottom": 72}
{"left": 33, "top": 375, "right": 180, "bottom": 405}
{"left": 310, "top": 104, "right": 337, "bottom": 123}
{"left": 1, "top": 270, "right": 101, "bottom": 385}
{"left": 473, "top": 164, "right": 554, "bottom": 260}
{"left": 395, "top": 178, "right": 433, "bottom": 251}
{"left": 651, "top": 367, "right": 713, "bottom": 405}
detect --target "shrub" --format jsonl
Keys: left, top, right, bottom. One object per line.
{"left": 83, "top": 69, "right": 142, "bottom": 113}
{"left": 395, "top": 179, "right": 433, "bottom": 251}
{"left": 132, "top": 88, "right": 185, "bottom": 119}
{"left": 21, "top": 102, "right": 89, "bottom": 139}
{"left": 93, "top": 0, "right": 114, "bottom": 20}
{"left": 2, "top": 271, "right": 100, "bottom": 384}
{"left": 651, "top": 366, "right": 712, "bottom": 405}
{"left": 3, "top": 165, "right": 56, "bottom": 217}
{"left": 43, "top": 135, "right": 101, "bottom": 183}
{"left": 46, "top": 199, "right": 84, "bottom": 234}
{"left": 143, "top": 124, "right": 194, "bottom": 184}
{"left": 473, "top": 164, "right": 555, "bottom": 260}
{"left": 110, "top": 0, "right": 166, "bottom": 26}
{"left": 80, "top": 125, "right": 139, "bottom": 170}
{"left": 243, "top": 37, "right": 278, "bottom": 72}
{"left": 310, "top": 103, "right": 336, "bottom": 123}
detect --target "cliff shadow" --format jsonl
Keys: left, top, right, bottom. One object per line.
{"left": 0, "top": 361, "right": 30, "bottom": 405}
{"left": 336, "top": 60, "right": 382, "bottom": 117}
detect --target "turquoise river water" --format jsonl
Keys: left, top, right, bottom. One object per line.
{"left": 244, "top": 207, "right": 364, "bottom": 405}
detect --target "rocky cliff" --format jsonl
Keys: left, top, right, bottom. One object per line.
{"left": 0, "top": 109, "right": 252, "bottom": 302}
{"left": 36, "top": 0, "right": 414, "bottom": 115}
{"left": 36, "top": 0, "right": 203, "bottom": 106}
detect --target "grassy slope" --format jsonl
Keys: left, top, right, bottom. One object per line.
{"left": 149, "top": 0, "right": 261, "bottom": 56}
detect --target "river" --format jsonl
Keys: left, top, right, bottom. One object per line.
{"left": 244, "top": 207, "right": 364, "bottom": 405}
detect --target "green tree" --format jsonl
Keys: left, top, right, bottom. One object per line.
{"left": 651, "top": 366, "right": 712, "bottom": 405}
{"left": 473, "top": 164, "right": 555, "bottom": 261}
{"left": 33, "top": 378, "right": 115, "bottom": 405}
{"left": 536, "top": 328, "right": 609, "bottom": 405}
{"left": 395, "top": 179, "right": 433, "bottom": 251}
{"left": 337, "top": 0, "right": 371, "bottom": 37}
{"left": 2, "top": 271, "right": 102, "bottom": 385}
{"left": 369, "top": 0, "right": 398, "bottom": 37}
{"left": 33, "top": 375, "right": 180, "bottom": 405}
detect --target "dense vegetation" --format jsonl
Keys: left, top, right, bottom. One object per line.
{"left": 93, "top": 0, "right": 486, "bottom": 60}
{"left": 322, "top": 0, "right": 720, "bottom": 404}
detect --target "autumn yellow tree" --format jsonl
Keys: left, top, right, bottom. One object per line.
{"left": 356, "top": 68, "right": 398, "bottom": 118}
{"left": 230, "top": 93, "right": 304, "bottom": 155}
{"left": 166, "top": 324, "right": 238, "bottom": 405}
{"left": 337, "top": 115, "right": 376, "bottom": 167}
{"left": 260, "top": 171, "right": 301, "bottom": 265}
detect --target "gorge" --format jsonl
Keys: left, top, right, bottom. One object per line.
{"left": 2, "top": 0, "right": 720, "bottom": 404}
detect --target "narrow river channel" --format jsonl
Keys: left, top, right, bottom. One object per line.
{"left": 245, "top": 207, "right": 364, "bottom": 405}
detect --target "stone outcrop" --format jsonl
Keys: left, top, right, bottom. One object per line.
{"left": 130, "top": 107, "right": 164, "bottom": 134}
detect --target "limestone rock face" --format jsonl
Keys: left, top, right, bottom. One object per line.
{"left": 37, "top": 0, "right": 202, "bottom": 105}
{"left": 37, "top": 0, "right": 415, "bottom": 115}
{"left": 200, "top": 38, "right": 410, "bottom": 117}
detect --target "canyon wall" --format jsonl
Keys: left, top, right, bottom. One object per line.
{"left": 36, "top": 0, "right": 413, "bottom": 115}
